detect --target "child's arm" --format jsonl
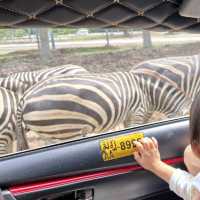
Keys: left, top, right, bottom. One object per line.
{"left": 133, "top": 137, "right": 198, "bottom": 200}
{"left": 133, "top": 137, "right": 175, "bottom": 183}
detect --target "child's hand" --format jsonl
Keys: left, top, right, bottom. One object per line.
{"left": 133, "top": 137, "right": 161, "bottom": 171}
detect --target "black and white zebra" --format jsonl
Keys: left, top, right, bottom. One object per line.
{"left": 130, "top": 54, "right": 200, "bottom": 122}
{"left": 0, "top": 64, "right": 88, "bottom": 96}
{"left": 17, "top": 66, "right": 189, "bottom": 150}
{"left": 0, "top": 65, "right": 88, "bottom": 154}
{"left": 0, "top": 87, "right": 17, "bottom": 154}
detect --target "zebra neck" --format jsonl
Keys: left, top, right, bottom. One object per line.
{"left": 127, "top": 72, "right": 143, "bottom": 113}
{"left": 129, "top": 72, "right": 153, "bottom": 114}
{"left": 0, "top": 77, "right": 29, "bottom": 94}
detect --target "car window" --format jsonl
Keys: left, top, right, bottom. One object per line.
{"left": 0, "top": 28, "right": 198, "bottom": 156}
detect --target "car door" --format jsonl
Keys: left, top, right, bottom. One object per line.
{"left": 0, "top": 117, "right": 188, "bottom": 200}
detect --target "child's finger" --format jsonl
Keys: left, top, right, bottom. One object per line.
{"left": 134, "top": 141, "right": 144, "bottom": 155}
{"left": 133, "top": 151, "right": 141, "bottom": 162}
{"left": 140, "top": 138, "right": 149, "bottom": 150}
{"left": 140, "top": 137, "right": 152, "bottom": 150}
{"left": 151, "top": 137, "right": 158, "bottom": 149}
{"left": 145, "top": 137, "right": 154, "bottom": 149}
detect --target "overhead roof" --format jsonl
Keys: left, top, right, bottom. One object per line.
{"left": 0, "top": 0, "right": 200, "bottom": 32}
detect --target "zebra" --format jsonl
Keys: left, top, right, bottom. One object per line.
{"left": 0, "top": 64, "right": 88, "bottom": 154}
{"left": 16, "top": 69, "right": 189, "bottom": 151}
{"left": 0, "top": 87, "right": 17, "bottom": 154}
{"left": 129, "top": 54, "right": 200, "bottom": 123}
{"left": 0, "top": 64, "right": 88, "bottom": 97}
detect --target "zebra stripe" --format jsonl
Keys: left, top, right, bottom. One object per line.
{"left": 131, "top": 54, "right": 200, "bottom": 118}
{"left": 133, "top": 55, "right": 200, "bottom": 99}
{"left": 0, "top": 65, "right": 88, "bottom": 154}
{"left": 0, "top": 64, "right": 88, "bottom": 96}
{"left": 0, "top": 87, "right": 17, "bottom": 154}
{"left": 16, "top": 72, "right": 140, "bottom": 150}
{"left": 16, "top": 54, "right": 200, "bottom": 151}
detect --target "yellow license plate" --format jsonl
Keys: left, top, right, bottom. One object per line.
{"left": 100, "top": 133, "right": 144, "bottom": 161}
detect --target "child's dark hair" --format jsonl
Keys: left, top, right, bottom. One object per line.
{"left": 190, "top": 92, "right": 200, "bottom": 145}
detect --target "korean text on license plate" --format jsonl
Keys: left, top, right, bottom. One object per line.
{"left": 100, "top": 133, "right": 144, "bottom": 161}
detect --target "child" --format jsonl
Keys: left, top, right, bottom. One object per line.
{"left": 133, "top": 92, "right": 200, "bottom": 200}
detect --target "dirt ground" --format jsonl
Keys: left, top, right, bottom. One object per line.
{"left": 0, "top": 42, "right": 200, "bottom": 77}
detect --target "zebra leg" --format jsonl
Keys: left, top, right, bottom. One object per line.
{"left": 124, "top": 110, "right": 153, "bottom": 128}
{"left": 109, "top": 123, "right": 125, "bottom": 132}
{"left": 165, "top": 101, "right": 188, "bottom": 119}
{"left": 124, "top": 113, "right": 140, "bottom": 128}
{"left": 16, "top": 100, "right": 29, "bottom": 151}
{"left": 16, "top": 125, "right": 29, "bottom": 151}
{"left": 142, "top": 111, "right": 153, "bottom": 123}
{"left": 0, "top": 135, "right": 12, "bottom": 155}
{"left": 79, "top": 125, "right": 95, "bottom": 138}
{"left": 165, "top": 112, "right": 181, "bottom": 119}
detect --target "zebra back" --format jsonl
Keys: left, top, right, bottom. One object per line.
{"left": 132, "top": 55, "right": 200, "bottom": 100}
{"left": 0, "top": 64, "right": 88, "bottom": 96}
{"left": 16, "top": 71, "right": 138, "bottom": 150}
{"left": 0, "top": 65, "right": 88, "bottom": 154}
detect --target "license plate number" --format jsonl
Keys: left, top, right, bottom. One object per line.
{"left": 100, "top": 133, "right": 144, "bottom": 161}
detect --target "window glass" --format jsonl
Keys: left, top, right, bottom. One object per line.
{"left": 0, "top": 28, "right": 198, "bottom": 155}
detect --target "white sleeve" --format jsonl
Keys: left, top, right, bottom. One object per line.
{"left": 169, "top": 168, "right": 194, "bottom": 200}
{"left": 192, "top": 173, "right": 200, "bottom": 192}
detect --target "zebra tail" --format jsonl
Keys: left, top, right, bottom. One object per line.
{"left": 16, "top": 99, "right": 29, "bottom": 151}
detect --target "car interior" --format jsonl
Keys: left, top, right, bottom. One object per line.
{"left": 0, "top": 118, "right": 188, "bottom": 200}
